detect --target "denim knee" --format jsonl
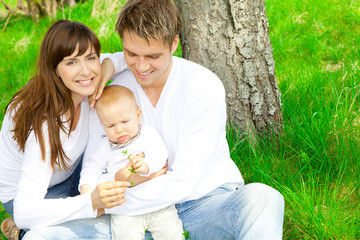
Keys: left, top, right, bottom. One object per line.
{"left": 244, "top": 183, "right": 284, "bottom": 212}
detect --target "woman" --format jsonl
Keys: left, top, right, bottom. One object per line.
{"left": 0, "top": 20, "right": 129, "bottom": 239}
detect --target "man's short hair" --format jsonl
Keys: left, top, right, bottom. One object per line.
{"left": 115, "top": 0, "right": 182, "bottom": 48}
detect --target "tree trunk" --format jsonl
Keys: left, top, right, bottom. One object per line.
{"left": 26, "top": 0, "right": 40, "bottom": 21}
{"left": 26, "top": 0, "right": 57, "bottom": 21}
{"left": 174, "top": 0, "right": 282, "bottom": 135}
{"left": 64, "top": 0, "right": 76, "bottom": 8}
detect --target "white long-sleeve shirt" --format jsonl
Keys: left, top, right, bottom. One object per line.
{"left": 80, "top": 123, "right": 168, "bottom": 194}
{"left": 0, "top": 100, "right": 96, "bottom": 229}
{"left": 85, "top": 53, "right": 244, "bottom": 216}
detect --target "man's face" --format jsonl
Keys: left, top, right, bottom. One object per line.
{"left": 122, "top": 31, "right": 179, "bottom": 90}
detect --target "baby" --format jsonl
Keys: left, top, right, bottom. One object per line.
{"left": 80, "top": 85, "right": 184, "bottom": 240}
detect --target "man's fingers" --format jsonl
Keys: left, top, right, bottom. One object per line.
{"left": 96, "top": 81, "right": 106, "bottom": 100}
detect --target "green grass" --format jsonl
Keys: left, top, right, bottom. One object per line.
{"left": 0, "top": 0, "right": 359, "bottom": 239}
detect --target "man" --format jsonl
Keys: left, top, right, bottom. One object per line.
{"left": 86, "top": 0, "right": 285, "bottom": 239}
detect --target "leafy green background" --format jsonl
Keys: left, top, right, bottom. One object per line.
{"left": 0, "top": 0, "right": 359, "bottom": 239}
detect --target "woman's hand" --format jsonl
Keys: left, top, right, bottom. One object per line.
{"left": 91, "top": 181, "right": 130, "bottom": 215}
{"left": 88, "top": 58, "right": 115, "bottom": 110}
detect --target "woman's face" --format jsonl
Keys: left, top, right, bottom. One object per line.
{"left": 56, "top": 45, "right": 101, "bottom": 104}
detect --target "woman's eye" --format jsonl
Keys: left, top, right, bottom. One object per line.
{"left": 66, "top": 61, "right": 76, "bottom": 65}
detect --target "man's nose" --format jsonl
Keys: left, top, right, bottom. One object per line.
{"left": 136, "top": 57, "right": 149, "bottom": 72}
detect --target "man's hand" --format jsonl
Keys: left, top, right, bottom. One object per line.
{"left": 88, "top": 58, "right": 115, "bottom": 110}
{"left": 149, "top": 161, "right": 168, "bottom": 179}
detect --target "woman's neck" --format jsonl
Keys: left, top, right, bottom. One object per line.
{"left": 65, "top": 96, "right": 84, "bottom": 131}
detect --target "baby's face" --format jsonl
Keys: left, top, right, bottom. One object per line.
{"left": 99, "top": 100, "right": 141, "bottom": 144}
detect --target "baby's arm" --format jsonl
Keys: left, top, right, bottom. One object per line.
{"left": 80, "top": 141, "right": 109, "bottom": 193}
{"left": 114, "top": 152, "right": 167, "bottom": 186}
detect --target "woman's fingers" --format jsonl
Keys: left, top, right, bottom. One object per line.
{"left": 91, "top": 181, "right": 130, "bottom": 209}
{"left": 103, "top": 195, "right": 127, "bottom": 208}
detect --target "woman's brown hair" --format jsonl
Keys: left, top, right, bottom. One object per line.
{"left": 5, "top": 20, "right": 101, "bottom": 171}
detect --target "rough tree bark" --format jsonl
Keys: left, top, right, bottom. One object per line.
{"left": 174, "top": 0, "right": 282, "bottom": 136}
{"left": 26, "top": 0, "right": 57, "bottom": 21}
{"left": 10, "top": 0, "right": 76, "bottom": 22}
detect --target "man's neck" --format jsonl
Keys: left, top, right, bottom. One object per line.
{"left": 142, "top": 60, "right": 173, "bottom": 107}
{"left": 143, "top": 85, "right": 165, "bottom": 107}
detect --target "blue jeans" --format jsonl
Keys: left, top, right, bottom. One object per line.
{"left": 22, "top": 215, "right": 111, "bottom": 240}
{"left": 5, "top": 173, "right": 284, "bottom": 240}
{"left": 145, "top": 182, "right": 284, "bottom": 240}
{"left": 2, "top": 156, "right": 112, "bottom": 240}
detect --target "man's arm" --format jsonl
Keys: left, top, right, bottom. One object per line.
{"left": 88, "top": 52, "right": 128, "bottom": 109}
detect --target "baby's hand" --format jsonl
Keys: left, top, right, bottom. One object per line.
{"left": 129, "top": 153, "right": 149, "bottom": 175}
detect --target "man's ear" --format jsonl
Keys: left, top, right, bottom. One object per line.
{"left": 137, "top": 109, "right": 142, "bottom": 122}
{"left": 171, "top": 35, "right": 179, "bottom": 54}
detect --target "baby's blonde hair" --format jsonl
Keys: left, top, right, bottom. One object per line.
{"left": 96, "top": 85, "right": 138, "bottom": 114}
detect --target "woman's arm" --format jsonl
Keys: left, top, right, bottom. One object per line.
{"left": 14, "top": 129, "right": 129, "bottom": 229}
{"left": 14, "top": 136, "right": 96, "bottom": 229}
